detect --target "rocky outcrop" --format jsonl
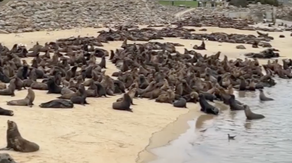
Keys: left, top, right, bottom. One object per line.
{"left": 0, "top": 0, "right": 184, "bottom": 33}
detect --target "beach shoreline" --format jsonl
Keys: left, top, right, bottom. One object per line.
{"left": 0, "top": 27, "right": 201, "bottom": 163}
{"left": 0, "top": 24, "right": 291, "bottom": 163}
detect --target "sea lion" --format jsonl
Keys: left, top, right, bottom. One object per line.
{"left": 31, "top": 81, "right": 48, "bottom": 90}
{"left": 0, "top": 120, "right": 39, "bottom": 152}
{"left": 47, "top": 77, "right": 62, "bottom": 94}
{"left": 70, "top": 84, "right": 88, "bottom": 105}
{"left": 116, "top": 87, "right": 136, "bottom": 105}
{"left": 0, "top": 82, "right": 7, "bottom": 89}
{"left": 259, "top": 89, "right": 274, "bottom": 101}
{"left": 173, "top": 97, "right": 187, "bottom": 108}
{"left": 14, "top": 76, "right": 25, "bottom": 91}
{"left": 39, "top": 99, "right": 74, "bottom": 108}
{"left": 61, "top": 87, "right": 74, "bottom": 95}
{"left": 112, "top": 93, "right": 132, "bottom": 112}
{"left": 0, "top": 107, "right": 14, "bottom": 116}
{"left": 193, "top": 40, "right": 206, "bottom": 50}
{"left": 200, "top": 92, "right": 217, "bottom": 102}
{"left": 244, "top": 105, "right": 265, "bottom": 120}
{"left": 6, "top": 88, "right": 35, "bottom": 107}
{"left": 198, "top": 94, "right": 219, "bottom": 115}
{"left": 0, "top": 79, "right": 16, "bottom": 96}
{"left": 228, "top": 95, "right": 244, "bottom": 111}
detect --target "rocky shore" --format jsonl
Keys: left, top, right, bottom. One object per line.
{"left": 0, "top": 0, "right": 184, "bottom": 33}
{"left": 1, "top": 0, "right": 292, "bottom": 33}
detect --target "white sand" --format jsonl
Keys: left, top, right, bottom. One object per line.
{"left": 0, "top": 27, "right": 290, "bottom": 163}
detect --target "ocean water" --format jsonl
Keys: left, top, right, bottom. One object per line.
{"left": 149, "top": 78, "right": 292, "bottom": 163}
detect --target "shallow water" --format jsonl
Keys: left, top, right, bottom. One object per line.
{"left": 149, "top": 78, "right": 292, "bottom": 163}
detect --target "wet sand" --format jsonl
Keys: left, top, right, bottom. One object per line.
{"left": 0, "top": 26, "right": 291, "bottom": 163}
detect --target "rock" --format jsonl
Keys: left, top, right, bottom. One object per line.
{"left": 279, "top": 35, "right": 285, "bottom": 38}
{"left": 0, "top": 153, "right": 17, "bottom": 163}
{"left": 236, "top": 45, "right": 246, "bottom": 49}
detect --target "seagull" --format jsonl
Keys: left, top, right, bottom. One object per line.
{"left": 228, "top": 134, "right": 236, "bottom": 140}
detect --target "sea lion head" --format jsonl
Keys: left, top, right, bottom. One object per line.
{"left": 7, "top": 120, "right": 17, "bottom": 130}
{"left": 259, "top": 89, "right": 263, "bottom": 92}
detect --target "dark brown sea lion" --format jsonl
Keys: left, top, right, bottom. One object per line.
{"left": 112, "top": 93, "right": 132, "bottom": 112}
{"left": 193, "top": 40, "right": 206, "bottom": 50}
{"left": 228, "top": 95, "right": 244, "bottom": 111}
{"left": 7, "top": 88, "right": 35, "bottom": 107}
{"left": 99, "top": 55, "right": 107, "bottom": 69}
{"left": 0, "top": 120, "right": 39, "bottom": 152}
{"left": 259, "top": 89, "right": 274, "bottom": 101}
{"left": 199, "top": 94, "right": 219, "bottom": 115}
{"left": 39, "top": 99, "right": 74, "bottom": 109}
{"left": 0, "top": 107, "right": 14, "bottom": 116}
{"left": 0, "top": 79, "right": 16, "bottom": 96}
{"left": 47, "top": 77, "right": 62, "bottom": 94}
{"left": 243, "top": 105, "right": 265, "bottom": 120}
{"left": 173, "top": 97, "right": 187, "bottom": 108}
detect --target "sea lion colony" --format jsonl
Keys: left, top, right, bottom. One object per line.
{"left": 0, "top": 24, "right": 289, "bottom": 154}
{"left": 97, "top": 26, "right": 277, "bottom": 54}
{"left": 174, "top": 15, "right": 291, "bottom": 32}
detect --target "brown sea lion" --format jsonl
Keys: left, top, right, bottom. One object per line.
{"left": 0, "top": 79, "right": 16, "bottom": 96}
{"left": 116, "top": 87, "right": 137, "bottom": 105}
{"left": 0, "top": 82, "right": 7, "bottom": 89}
{"left": 0, "top": 120, "right": 39, "bottom": 152}
{"left": 31, "top": 81, "right": 48, "bottom": 90}
{"left": 100, "top": 75, "right": 115, "bottom": 95}
{"left": 39, "top": 99, "right": 74, "bottom": 109}
{"left": 6, "top": 88, "right": 35, "bottom": 107}
{"left": 61, "top": 87, "right": 74, "bottom": 95}
{"left": 243, "top": 105, "right": 265, "bottom": 120}
{"left": 173, "top": 97, "right": 187, "bottom": 108}
{"left": 193, "top": 40, "right": 206, "bottom": 50}
{"left": 0, "top": 107, "right": 14, "bottom": 116}
{"left": 14, "top": 76, "right": 25, "bottom": 90}
{"left": 70, "top": 84, "right": 88, "bottom": 105}
{"left": 259, "top": 89, "right": 274, "bottom": 101}
{"left": 155, "top": 89, "right": 175, "bottom": 103}
{"left": 112, "top": 93, "right": 132, "bottom": 112}
{"left": 47, "top": 77, "right": 62, "bottom": 94}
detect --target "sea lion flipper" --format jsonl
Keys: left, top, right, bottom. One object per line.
{"left": 0, "top": 147, "right": 12, "bottom": 151}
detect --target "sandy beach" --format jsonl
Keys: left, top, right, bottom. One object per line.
{"left": 0, "top": 25, "right": 291, "bottom": 163}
